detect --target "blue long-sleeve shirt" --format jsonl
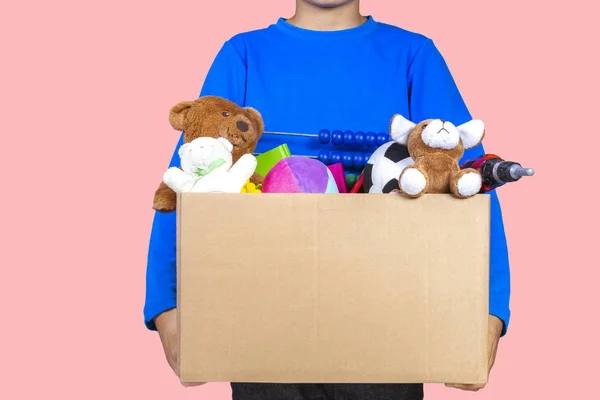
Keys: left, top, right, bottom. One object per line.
{"left": 144, "top": 16, "right": 511, "bottom": 336}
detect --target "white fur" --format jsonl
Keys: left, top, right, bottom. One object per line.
{"left": 163, "top": 136, "right": 257, "bottom": 193}
{"left": 216, "top": 136, "right": 234, "bottom": 153}
{"left": 457, "top": 172, "right": 482, "bottom": 197}
{"left": 457, "top": 119, "right": 485, "bottom": 149}
{"left": 421, "top": 119, "right": 460, "bottom": 150}
{"left": 391, "top": 115, "right": 484, "bottom": 151}
{"left": 390, "top": 114, "right": 416, "bottom": 145}
{"left": 177, "top": 138, "right": 230, "bottom": 176}
{"left": 400, "top": 168, "right": 427, "bottom": 196}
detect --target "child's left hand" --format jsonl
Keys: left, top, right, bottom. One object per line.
{"left": 445, "top": 314, "right": 503, "bottom": 392}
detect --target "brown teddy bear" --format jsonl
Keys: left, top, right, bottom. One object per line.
{"left": 389, "top": 114, "right": 485, "bottom": 199}
{"left": 152, "top": 96, "right": 265, "bottom": 212}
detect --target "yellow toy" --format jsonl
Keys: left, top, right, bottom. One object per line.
{"left": 241, "top": 180, "right": 262, "bottom": 193}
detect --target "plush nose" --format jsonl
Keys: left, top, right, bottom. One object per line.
{"left": 194, "top": 144, "right": 211, "bottom": 156}
{"left": 236, "top": 120, "right": 249, "bottom": 132}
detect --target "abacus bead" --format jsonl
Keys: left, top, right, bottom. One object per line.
{"left": 342, "top": 152, "right": 353, "bottom": 168}
{"left": 353, "top": 153, "right": 365, "bottom": 169}
{"left": 346, "top": 173, "right": 357, "bottom": 188}
{"left": 364, "top": 153, "right": 373, "bottom": 163}
{"left": 318, "top": 151, "right": 330, "bottom": 164}
{"left": 331, "top": 130, "right": 344, "bottom": 146}
{"left": 318, "top": 129, "right": 330, "bottom": 145}
{"left": 365, "top": 131, "right": 377, "bottom": 147}
{"left": 376, "top": 132, "right": 389, "bottom": 146}
{"left": 343, "top": 130, "right": 354, "bottom": 147}
{"left": 330, "top": 151, "right": 341, "bottom": 164}
{"left": 354, "top": 131, "right": 365, "bottom": 147}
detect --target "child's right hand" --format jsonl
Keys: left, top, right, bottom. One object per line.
{"left": 154, "top": 308, "right": 205, "bottom": 387}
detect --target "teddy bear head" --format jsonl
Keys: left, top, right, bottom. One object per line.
{"left": 178, "top": 136, "right": 234, "bottom": 175}
{"left": 169, "top": 95, "right": 264, "bottom": 162}
{"left": 389, "top": 114, "right": 485, "bottom": 160}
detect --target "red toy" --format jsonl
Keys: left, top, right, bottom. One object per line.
{"left": 349, "top": 172, "right": 364, "bottom": 193}
{"left": 461, "top": 154, "right": 534, "bottom": 193}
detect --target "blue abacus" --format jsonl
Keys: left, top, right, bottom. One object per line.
{"left": 260, "top": 129, "right": 391, "bottom": 168}
{"left": 263, "top": 129, "right": 390, "bottom": 148}
{"left": 316, "top": 150, "right": 373, "bottom": 169}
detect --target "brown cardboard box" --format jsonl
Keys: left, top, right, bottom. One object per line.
{"left": 177, "top": 193, "right": 490, "bottom": 384}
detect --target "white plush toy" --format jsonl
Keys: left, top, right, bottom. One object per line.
{"left": 162, "top": 136, "right": 257, "bottom": 193}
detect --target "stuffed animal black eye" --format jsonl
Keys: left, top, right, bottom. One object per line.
{"left": 222, "top": 111, "right": 230, "bottom": 117}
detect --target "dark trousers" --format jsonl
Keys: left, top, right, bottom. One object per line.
{"left": 231, "top": 383, "right": 424, "bottom": 400}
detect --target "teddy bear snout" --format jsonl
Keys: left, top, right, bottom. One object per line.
{"left": 191, "top": 144, "right": 213, "bottom": 159}
{"left": 437, "top": 121, "right": 450, "bottom": 134}
{"left": 421, "top": 120, "right": 460, "bottom": 150}
{"left": 236, "top": 120, "right": 249, "bottom": 132}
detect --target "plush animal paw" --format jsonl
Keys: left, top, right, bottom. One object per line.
{"left": 250, "top": 172, "right": 264, "bottom": 185}
{"left": 152, "top": 181, "right": 177, "bottom": 213}
{"left": 399, "top": 167, "right": 428, "bottom": 197}
{"left": 456, "top": 171, "right": 482, "bottom": 198}
{"left": 162, "top": 167, "right": 180, "bottom": 188}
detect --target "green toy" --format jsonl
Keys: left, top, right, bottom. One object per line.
{"left": 255, "top": 144, "right": 291, "bottom": 177}
{"left": 345, "top": 173, "right": 357, "bottom": 189}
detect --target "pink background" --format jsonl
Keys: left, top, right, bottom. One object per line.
{"left": 1, "top": 0, "right": 598, "bottom": 399}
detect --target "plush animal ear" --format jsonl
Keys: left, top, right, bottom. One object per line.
{"left": 244, "top": 107, "right": 265, "bottom": 135}
{"left": 177, "top": 142, "right": 190, "bottom": 158}
{"left": 389, "top": 114, "right": 416, "bottom": 145}
{"left": 217, "top": 137, "right": 234, "bottom": 153}
{"left": 457, "top": 119, "right": 485, "bottom": 149}
{"left": 169, "top": 101, "right": 195, "bottom": 131}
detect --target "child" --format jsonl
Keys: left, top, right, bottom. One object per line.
{"left": 145, "top": 1, "right": 510, "bottom": 398}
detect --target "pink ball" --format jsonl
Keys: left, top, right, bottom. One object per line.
{"left": 261, "top": 157, "right": 339, "bottom": 194}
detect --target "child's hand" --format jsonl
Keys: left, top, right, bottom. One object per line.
{"left": 154, "top": 308, "right": 205, "bottom": 387}
{"left": 445, "top": 314, "right": 503, "bottom": 391}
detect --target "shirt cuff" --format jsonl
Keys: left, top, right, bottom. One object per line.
{"left": 144, "top": 298, "right": 177, "bottom": 331}
{"left": 489, "top": 307, "right": 511, "bottom": 337}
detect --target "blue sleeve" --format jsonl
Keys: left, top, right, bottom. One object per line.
{"left": 143, "top": 40, "right": 248, "bottom": 330}
{"left": 407, "top": 39, "right": 511, "bottom": 336}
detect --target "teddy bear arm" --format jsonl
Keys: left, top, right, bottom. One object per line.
{"left": 163, "top": 167, "right": 195, "bottom": 192}
{"left": 152, "top": 181, "right": 177, "bottom": 213}
{"left": 228, "top": 154, "right": 258, "bottom": 187}
{"left": 250, "top": 172, "right": 264, "bottom": 185}
{"left": 450, "top": 168, "right": 482, "bottom": 199}
{"left": 398, "top": 164, "right": 430, "bottom": 198}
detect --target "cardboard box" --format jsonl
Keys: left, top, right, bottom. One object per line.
{"left": 177, "top": 193, "right": 490, "bottom": 384}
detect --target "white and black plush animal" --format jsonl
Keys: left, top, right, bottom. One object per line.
{"left": 362, "top": 141, "right": 414, "bottom": 193}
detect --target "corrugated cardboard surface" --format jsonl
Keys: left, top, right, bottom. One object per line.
{"left": 177, "top": 193, "right": 490, "bottom": 384}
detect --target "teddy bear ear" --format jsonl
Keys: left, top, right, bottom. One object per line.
{"left": 178, "top": 143, "right": 189, "bottom": 158}
{"left": 217, "top": 137, "right": 234, "bottom": 152}
{"left": 169, "top": 101, "right": 195, "bottom": 131}
{"left": 457, "top": 119, "right": 485, "bottom": 150}
{"left": 244, "top": 107, "right": 265, "bottom": 135}
{"left": 389, "top": 114, "right": 416, "bottom": 145}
